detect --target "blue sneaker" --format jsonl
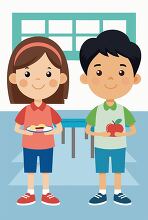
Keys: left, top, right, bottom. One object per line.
{"left": 88, "top": 193, "right": 107, "bottom": 206}
{"left": 114, "top": 193, "right": 132, "bottom": 206}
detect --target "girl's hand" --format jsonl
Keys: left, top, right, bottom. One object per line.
{"left": 23, "top": 130, "right": 33, "bottom": 136}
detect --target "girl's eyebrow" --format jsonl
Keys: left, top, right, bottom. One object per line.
{"left": 120, "top": 64, "right": 126, "bottom": 67}
{"left": 48, "top": 67, "right": 51, "bottom": 69}
{"left": 25, "top": 66, "right": 29, "bottom": 69}
{"left": 94, "top": 64, "right": 101, "bottom": 67}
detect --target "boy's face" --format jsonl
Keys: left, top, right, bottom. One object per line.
{"left": 80, "top": 53, "right": 141, "bottom": 100}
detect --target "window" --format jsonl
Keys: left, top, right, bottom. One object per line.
{"left": 12, "top": 13, "right": 136, "bottom": 60}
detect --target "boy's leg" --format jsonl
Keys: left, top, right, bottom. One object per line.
{"left": 88, "top": 148, "right": 109, "bottom": 206}
{"left": 114, "top": 173, "right": 121, "bottom": 194}
{"left": 112, "top": 148, "right": 131, "bottom": 205}
{"left": 99, "top": 173, "right": 107, "bottom": 194}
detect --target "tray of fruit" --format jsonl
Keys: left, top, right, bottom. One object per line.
{"left": 27, "top": 124, "right": 53, "bottom": 133}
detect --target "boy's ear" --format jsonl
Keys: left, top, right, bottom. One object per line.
{"left": 80, "top": 73, "right": 88, "bottom": 84}
{"left": 60, "top": 73, "right": 67, "bottom": 84}
{"left": 134, "top": 74, "right": 141, "bottom": 84}
{"left": 9, "top": 73, "right": 16, "bottom": 84}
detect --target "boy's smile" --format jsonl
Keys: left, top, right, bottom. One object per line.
{"left": 80, "top": 53, "right": 141, "bottom": 100}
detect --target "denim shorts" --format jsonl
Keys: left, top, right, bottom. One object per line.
{"left": 95, "top": 147, "right": 126, "bottom": 173}
{"left": 23, "top": 148, "right": 53, "bottom": 173}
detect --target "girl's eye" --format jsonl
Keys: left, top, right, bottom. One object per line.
{"left": 24, "top": 71, "right": 30, "bottom": 77}
{"left": 46, "top": 71, "right": 52, "bottom": 77}
{"left": 96, "top": 70, "right": 102, "bottom": 76}
{"left": 119, "top": 70, "right": 125, "bottom": 76}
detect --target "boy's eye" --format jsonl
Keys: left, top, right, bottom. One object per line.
{"left": 96, "top": 70, "right": 102, "bottom": 76}
{"left": 119, "top": 70, "right": 125, "bottom": 76}
{"left": 24, "top": 71, "right": 30, "bottom": 77}
{"left": 46, "top": 71, "right": 52, "bottom": 77}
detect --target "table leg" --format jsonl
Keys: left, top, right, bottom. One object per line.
{"left": 72, "top": 128, "right": 75, "bottom": 158}
{"left": 61, "top": 128, "right": 65, "bottom": 144}
{"left": 91, "top": 136, "right": 94, "bottom": 158}
{"left": 85, "top": 132, "right": 88, "bottom": 139}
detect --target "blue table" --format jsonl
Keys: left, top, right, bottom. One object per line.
{"left": 61, "top": 118, "right": 94, "bottom": 158}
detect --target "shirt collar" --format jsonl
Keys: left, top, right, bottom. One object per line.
{"left": 103, "top": 101, "right": 117, "bottom": 111}
{"left": 31, "top": 102, "right": 46, "bottom": 111}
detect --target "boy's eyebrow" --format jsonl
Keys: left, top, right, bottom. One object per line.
{"left": 94, "top": 64, "right": 101, "bottom": 67}
{"left": 120, "top": 64, "right": 126, "bottom": 67}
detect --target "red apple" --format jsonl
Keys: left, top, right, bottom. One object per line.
{"left": 106, "top": 119, "right": 124, "bottom": 137}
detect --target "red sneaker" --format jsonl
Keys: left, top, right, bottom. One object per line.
{"left": 41, "top": 193, "right": 60, "bottom": 206}
{"left": 17, "top": 193, "right": 36, "bottom": 206}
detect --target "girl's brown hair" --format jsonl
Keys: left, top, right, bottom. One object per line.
{"left": 7, "top": 36, "right": 69, "bottom": 104}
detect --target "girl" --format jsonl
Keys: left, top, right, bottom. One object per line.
{"left": 8, "top": 36, "right": 69, "bottom": 206}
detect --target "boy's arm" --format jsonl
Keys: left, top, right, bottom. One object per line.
{"left": 115, "top": 124, "right": 136, "bottom": 137}
{"left": 115, "top": 107, "right": 136, "bottom": 137}
{"left": 86, "top": 106, "right": 110, "bottom": 137}
{"left": 86, "top": 124, "right": 110, "bottom": 137}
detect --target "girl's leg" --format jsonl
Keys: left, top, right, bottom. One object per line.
{"left": 28, "top": 173, "right": 35, "bottom": 194}
{"left": 42, "top": 173, "right": 49, "bottom": 194}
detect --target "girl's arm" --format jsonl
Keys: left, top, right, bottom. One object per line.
{"left": 44, "top": 122, "right": 63, "bottom": 135}
{"left": 85, "top": 124, "right": 110, "bottom": 137}
{"left": 115, "top": 124, "right": 136, "bottom": 137}
{"left": 15, "top": 123, "right": 33, "bottom": 136}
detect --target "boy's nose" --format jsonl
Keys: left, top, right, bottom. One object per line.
{"left": 108, "top": 76, "right": 114, "bottom": 80}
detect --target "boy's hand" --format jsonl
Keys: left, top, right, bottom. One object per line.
{"left": 97, "top": 131, "right": 111, "bottom": 137}
{"left": 115, "top": 132, "right": 126, "bottom": 137}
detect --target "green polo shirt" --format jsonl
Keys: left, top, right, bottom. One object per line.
{"left": 86, "top": 102, "right": 136, "bottom": 127}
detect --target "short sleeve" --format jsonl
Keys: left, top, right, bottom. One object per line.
{"left": 50, "top": 107, "right": 62, "bottom": 124}
{"left": 86, "top": 106, "right": 98, "bottom": 126}
{"left": 124, "top": 107, "right": 136, "bottom": 127}
{"left": 15, "top": 107, "right": 26, "bottom": 125}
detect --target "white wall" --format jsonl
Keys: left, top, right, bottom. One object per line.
{"left": 0, "top": 0, "right": 147, "bottom": 111}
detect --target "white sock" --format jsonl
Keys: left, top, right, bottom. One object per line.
{"left": 42, "top": 189, "right": 49, "bottom": 195}
{"left": 114, "top": 189, "right": 121, "bottom": 195}
{"left": 99, "top": 189, "right": 106, "bottom": 195}
{"left": 28, "top": 189, "right": 34, "bottom": 195}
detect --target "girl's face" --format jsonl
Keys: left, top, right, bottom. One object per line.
{"left": 9, "top": 53, "right": 67, "bottom": 100}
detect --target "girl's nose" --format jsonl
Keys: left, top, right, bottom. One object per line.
{"left": 35, "top": 78, "right": 41, "bottom": 80}
{"left": 108, "top": 76, "right": 114, "bottom": 80}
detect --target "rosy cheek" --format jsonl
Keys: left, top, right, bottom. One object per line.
{"left": 19, "top": 79, "right": 28, "bottom": 87}
{"left": 91, "top": 77, "right": 101, "bottom": 86}
{"left": 49, "top": 79, "right": 58, "bottom": 87}
{"left": 121, "top": 77, "right": 131, "bottom": 85}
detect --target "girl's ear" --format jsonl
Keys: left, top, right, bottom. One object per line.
{"left": 134, "top": 74, "right": 141, "bottom": 84}
{"left": 9, "top": 73, "right": 16, "bottom": 84}
{"left": 60, "top": 73, "right": 67, "bottom": 84}
{"left": 80, "top": 73, "right": 88, "bottom": 84}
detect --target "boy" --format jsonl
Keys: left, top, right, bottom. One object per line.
{"left": 79, "top": 30, "right": 141, "bottom": 206}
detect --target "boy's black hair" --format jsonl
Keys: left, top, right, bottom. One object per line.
{"left": 79, "top": 30, "right": 141, "bottom": 76}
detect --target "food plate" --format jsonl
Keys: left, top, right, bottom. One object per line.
{"left": 27, "top": 125, "right": 53, "bottom": 133}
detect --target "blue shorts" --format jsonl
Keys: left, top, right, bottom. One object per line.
{"left": 95, "top": 147, "right": 126, "bottom": 173}
{"left": 23, "top": 148, "right": 53, "bottom": 173}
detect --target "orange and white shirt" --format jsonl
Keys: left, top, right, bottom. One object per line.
{"left": 15, "top": 102, "right": 62, "bottom": 150}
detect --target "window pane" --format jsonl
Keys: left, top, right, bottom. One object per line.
{"left": 49, "top": 20, "right": 72, "bottom": 34}
{"left": 76, "top": 36, "right": 93, "bottom": 51}
{"left": 103, "top": 20, "right": 126, "bottom": 33}
{"left": 76, "top": 20, "right": 99, "bottom": 34}
{"left": 21, "top": 20, "right": 45, "bottom": 34}
{"left": 49, "top": 36, "right": 72, "bottom": 51}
